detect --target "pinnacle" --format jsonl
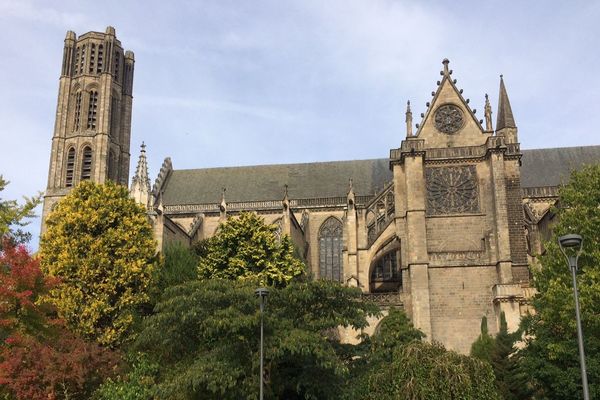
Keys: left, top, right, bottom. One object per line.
{"left": 496, "top": 75, "right": 516, "bottom": 130}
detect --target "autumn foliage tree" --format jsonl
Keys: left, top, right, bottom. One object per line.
{"left": 0, "top": 240, "right": 55, "bottom": 341}
{"left": 0, "top": 240, "right": 120, "bottom": 400}
{"left": 39, "top": 181, "right": 157, "bottom": 346}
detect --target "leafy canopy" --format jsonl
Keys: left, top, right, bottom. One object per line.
{"left": 366, "top": 341, "right": 500, "bottom": 400}
{"left": 0, "top": 176, "right": 40, "bottom": 246}
{"left": 197, "top": 212, "right": 305, "bottom": 287}
{"left": 0, "top": 240, "right": 57, "bottom": 342}
{"left": 520, "top": 165, "right": 600, "bottom": 399}
{"left": 136, "top": 278, "right": 379, "bottom": 400}
{"left": 0, "top": 241, "right": 120, "bottom": 400}
{"left": 344, "top": 308, "right": 499, "bottom": 400}
{"left": 39, "top": 181, "right": 157, "bottom": 346}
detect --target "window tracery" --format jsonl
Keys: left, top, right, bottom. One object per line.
{"left": 426, "top": 165, "right": 479, "bottom": 215}
{"left": 73, "top": 91, "right": 82, "bottom": 131}
{"left": 87, "top": 91, "right": 98, "bottom": 130}
{"left": 65, "top": 147, "right": 75, "bottom": 187}
{"left": 318, "top": 217, "right": 343, "bottom": 282}
{"left": 81, "top": 146, "right": 92, "bottom": 180}
{"left": 97, "top": 44, "right": 103, "bottom": 73}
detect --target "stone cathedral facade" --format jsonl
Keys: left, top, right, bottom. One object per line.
{"left": 42, "top": 28, "right": 600, "bottom": 353}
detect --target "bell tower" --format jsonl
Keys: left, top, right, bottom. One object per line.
{"left": 42, "top": 27, "right": 135, "bottom": 229}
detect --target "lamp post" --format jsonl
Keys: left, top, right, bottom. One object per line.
{"left": 558, "top": 234, "right": 590, "bottom": 400}
{"left": 255, "top": 287, "right": 269, "bottom": 400}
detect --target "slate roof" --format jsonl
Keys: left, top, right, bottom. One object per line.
{"left": 520, "top": 145, "right": 600, "bottom": 187}
{"left": 163, "top": 159, "right": 392, "bottom": 205}
{"left": 161, "top": 145, "right": 600, "bottom": 206}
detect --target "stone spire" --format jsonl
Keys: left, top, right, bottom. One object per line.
{"left": 496, "top": 75, "right": 516, "bottom": 130}
{"left": 130, "top": 142, "right": 151, "bottom": 208}
{"left": 484, "top": 93, "right": 493, "bottom": 131}
{"left": 405, "top": 100, "right": 413, "bottom": 137}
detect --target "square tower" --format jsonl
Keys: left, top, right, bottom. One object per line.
{"left": 42, "top": 27, "right": 135, "bottom": 230}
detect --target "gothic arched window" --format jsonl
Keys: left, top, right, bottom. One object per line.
{"left": 74, "top": 46, "right": 80, "bottom": 75}
{"left": 97, "top": 44, "right": 104, "bottom": 73}
{"left": 318, "top": 217, "right": 343, "bottom": 282}
{"left": 65, "top": 147, "right": 76, "bottom": 187}
{"left": 370, "top": 249, "right": 401, "bottom": 293}
{"left": 81, "top": 146, "right": 93, "bottom": 181}
{"left": 89, "top": 43, "right": 96, "bottom": 74}
{"left": 114, "top": 51, "right": 120, "bottom": 81}
{"left": 73, "top": 91, "right": 82, "bottom": 131}
{"left": 87, "top": 91, "right": 98, "bottom": 130}
{"left": 79, "top": 44, "right": 86, "bottom": 75}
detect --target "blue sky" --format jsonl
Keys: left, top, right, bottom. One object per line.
{"left": 1, "top": 0, "right": 599, "bottom": 249}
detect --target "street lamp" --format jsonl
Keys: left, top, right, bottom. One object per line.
{"left": 558, "top": 234, "right": 590, "bottom": 400}
{"left": 255, "top": 287, "right": 269, "bottom": 400}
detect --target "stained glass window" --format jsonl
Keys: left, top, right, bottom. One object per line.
{"left": 319, "top": 217, "right": 343, "bottom": 282}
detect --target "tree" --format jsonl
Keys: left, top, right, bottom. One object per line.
{"left": 0, "top": 240, "right": 57, "bottom": 342}
{"left": 197, "top": 212, "right": 305, "bottom": 287}
{"left": 520, "top": 165, "right": 600, "bottom": 399}
{"left": 154, "top": 242, "right": 198, "bottom": 296}
{"left": 92, "top": 353, "right": 159, "bottom": 400}
{"left": 470, "top": 313, "right": 532, "bottom": 400}
{"left": 365, "top": 341, "right": 500, "bottom": 400}
{"left": 136, "top": 279, "right": 379, "bottom": 399}
{"left": 343, "top": 308, "right": 499, "bottom": 400}
{"left": 39, "top": 181, "right": 157, "bottom": 346}
{"left": 0, "top": 176, "right": 40, "bottom": 246}
{"left": 0, "top": 327, "right": 121, "bottom": 400}
{"left": 470, "top": 315, "right": 495, "bottom": 363}
{"left": 0, "top": 240, "right": 121, "bottom": 400}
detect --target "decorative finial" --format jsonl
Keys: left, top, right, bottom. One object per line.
{"left": 141, "top": 141, "right": 146, "bottom": 152}
{"left": 442, "top": 58, "right": 450, "bottom": 75}
{"left": 283, "top": 184, "right": 289, "bottom": 199}
{"left": 219, "top": 188, "right": 227, "bottom": 214}
{"left": 484, "top": 93, "right": 493, "bottom": 131}
{"left": 405, "top": 100, "right": 413, "bottom": 137}
{"left": 349, "top": 178, "right": 354, "bottom": 191}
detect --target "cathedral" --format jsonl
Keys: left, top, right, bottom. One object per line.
{"left": 42, "top": 27, "right": 600, "bottom": 353}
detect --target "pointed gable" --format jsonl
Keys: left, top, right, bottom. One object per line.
{"left": 414, "top": 59, "right": 488, "bottom": 148}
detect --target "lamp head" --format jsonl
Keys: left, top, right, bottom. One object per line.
{"left": 558, "top": 234, "right": 583, "bottom": 269}
{"left": 558, "top": 234, "right": 583, "bottom": 249}
{"left": 255, "top": 288, "right": 269, "bottom": 298}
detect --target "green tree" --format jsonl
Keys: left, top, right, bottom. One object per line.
{"left": 366, "top": 341, "right": 500, "bottom": 400}
{"left": 0, "top": 176, "right": 40, "bottom": 246}
{"left": 521, "top": 165, "right": 600, "bottom": 399}
{"left": 136, "top": 279, "right": 379, "bottom": 400}
{"left": 470, "top": 316, "right": 495, "bottom": 363}
{"left": 471, "top": 313, "right": 532, "bottom": 400}
{"left": 197, "top": 212, "right": 305, "bottom": 287}
{"left": 345, "top": 308, "right": 499, "bottom": 400}
{"left": 39, "top": 181, "right": 157, "bottom": 346}
{"left": 151, "top": 242, "right": 198, "bottom": 301}
{"left": 92, "top": 353, "right": 158, "bottom": 400}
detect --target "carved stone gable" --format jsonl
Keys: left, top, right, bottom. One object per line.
{"left": 426, "top": 165, "right": 479, "bottom": 215}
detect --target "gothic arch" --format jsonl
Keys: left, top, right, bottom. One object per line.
{"left": 369, "top": 236, "right": 401, "bottom": 293}
{"left": 64, "top": 146, "right": 76, "bottom": 187}
{"left": 318, "top": 216, "right": 343, "bottom": 282}
{"left": 80, "top": 145, "right": 93, "bottom": 181}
